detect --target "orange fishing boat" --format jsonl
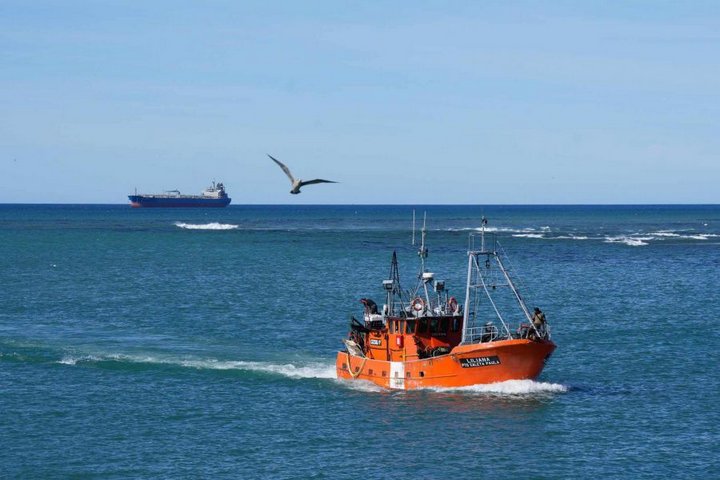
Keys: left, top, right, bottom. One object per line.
{"left": 336, "top": 216, "right": 556, "bottom": 390}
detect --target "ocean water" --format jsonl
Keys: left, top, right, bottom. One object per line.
{"left": 1, "top": 204, "right": 718, "bottom": 479}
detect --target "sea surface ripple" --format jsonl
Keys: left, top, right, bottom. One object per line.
{"left": 1, "top": 204, "right": 718, "bottom": 478}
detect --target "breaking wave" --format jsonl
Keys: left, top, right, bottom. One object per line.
{"left": 57, "top": 353, "right": 335, "bottom": 379}
{"left": 648, "top": 231, "right": 715, "bottom": 240}
{"left": 58, "top": 355, "right": 102, "bottom": 365}
{"left": 174, "top": 222, "right": 239, "bottom": 230}
{"left": 600, "top": 231, "right": 716, "bottom": 246}
{"left": 444, "top": 226, "right": 547, "bottom": 234}
{"left": 512, "top": 233, "right": 545, "bottom": 239}
{"left": 444, "top": 226, "right": 717, "bottom": 246}
{"left": 555, "top": 235, "right": 590, "bottom": 240}
{"left": 604, "top": 236, "right": 651, "bottom": 247}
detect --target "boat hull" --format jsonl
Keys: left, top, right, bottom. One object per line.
{"left": 336, "top": 338, "right": 555, "bottom": 389}
{"left": 128, "top": 195, "right": 231, "bottom": 208}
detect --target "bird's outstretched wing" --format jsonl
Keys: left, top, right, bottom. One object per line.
{"left": 267, "top": 154, "right": 295, "bottom": 182}
{"left": 299, "top": 179, "right": 338, "bottom": 187}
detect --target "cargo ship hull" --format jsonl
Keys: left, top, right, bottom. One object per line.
{"left": 128, "top": 181, "right": 231, "bottom": 208}
{"left": 128, "top": 195, "right": 231, "bottom": 208}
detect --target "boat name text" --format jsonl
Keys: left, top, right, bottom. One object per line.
{"left": 459, "top": 356, "right": 501, "bottom": 368}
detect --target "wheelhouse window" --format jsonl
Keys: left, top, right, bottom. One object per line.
{"left": 417, "top": 318, "right": 428, "bottom": 333}
{"left": 452, "top": 317, "right": 462, "bottom": 332}
{"left": 430, "top": 318, "right": 441, "bottom": 334}
{"left": 440, "top": 318, "right": 449, "bottom": 333}
{"left": 405, "top": 320, "right": 416, "bottom": 334}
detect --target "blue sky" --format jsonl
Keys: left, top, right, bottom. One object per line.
{"left": 1, "top": 1, "right": 718, "bottom": 204}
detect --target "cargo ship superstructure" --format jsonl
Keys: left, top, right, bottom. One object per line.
{"left": 128, "top": 181, "right": 231, "bottom": 208}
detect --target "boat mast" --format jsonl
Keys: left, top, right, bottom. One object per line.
{"left": 417, "top": 212, "right": 433, "bottom": 304}
{"left": 418, "top": 212, "right": 428, "bottom": 272}
{"left": 480, "top": 216, "right": 488, "bottom": 251}
{"left": 461, "top": 251, "right": 474, "bottom": 345}
{"left": 461, "top": 216, "right": 519, "bottom": 344}
{"left": 412, "top": 209, "right": 416, "bottom": 246}
{"left": 384, "top": 251, "right": 404, "bottom": 316}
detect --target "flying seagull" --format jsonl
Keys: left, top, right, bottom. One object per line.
{"left": 268, "top": 154, "right": 338, "bottom": 194}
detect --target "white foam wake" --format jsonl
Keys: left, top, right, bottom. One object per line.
{"left": 174, "top": 222, "right": 239, "bottom": 230}
{"left": 428, "top": 379, "right": 568, "bottom": 395}
{"left": 57, "top": 353, "right": 335, "bottom": 379}
{"left": 335, "top": 378, "right": 388, "bottom": 393}
{"left": 56, "top": 354, "right": 569, "bottom": 395}
{"left": 179, "top": 359, "right": 336, "bottom": 379}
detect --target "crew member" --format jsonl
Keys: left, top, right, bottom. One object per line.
{"left": 531, "top": 307, "right": 547, "bottom": 339}
{"left": 360, "top": 298, "right": 379, "bottom": 315}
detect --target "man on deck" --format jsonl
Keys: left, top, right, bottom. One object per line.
{"left": 531, "top": 307, "right": 547, "bottom": 339}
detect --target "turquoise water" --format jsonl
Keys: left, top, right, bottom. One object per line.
{"left": 1, "top": 204, "right": 719, "bottom": 478}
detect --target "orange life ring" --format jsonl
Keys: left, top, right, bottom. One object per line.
{"left": 411, "top": 297, "right": 425, "bottom": 312}
{"left": 448, "top": 296, "right": 458, "bottom": 312}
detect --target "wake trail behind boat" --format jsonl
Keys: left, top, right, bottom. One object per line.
{"left": 57, "top": 353, "right": 335, "bottom": 379}
{"left": 426, "top": 379, "right": 568, "bottom": 395}
{"left": 54, "top": 353, "right": 566, "bottom": 396}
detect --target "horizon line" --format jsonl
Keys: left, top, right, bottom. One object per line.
{"left": 0, "top": 202, "right": 718, "bottom": 207}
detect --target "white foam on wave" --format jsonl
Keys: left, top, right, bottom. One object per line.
{"left": 512, "top": 233, "right": 545, "bottom": 239}
{"left": 174, "top": 222, "right": 239, "bottom": 230}
{"left": 445, "top": 226, "right": 543, "bottom": 234}
{"left": 604, "top": 236, "right": 650, "bottom": 247}
{"left": 57, "top": 355, "right": 102, "bottom": 365}
{"left": 645, "top": 231, "right": 716, "bottom": 241}
{"left": 603, "top": 232, "right": 717, "bottom": 246}
{"left": 427, "top": 379, "right": 568, "bottom": 395}
{"left": 555, "top": 235, "right": 590, "bottom": 240}
{"left": 670, "top": 233, "right": 715, "bottom": 240}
